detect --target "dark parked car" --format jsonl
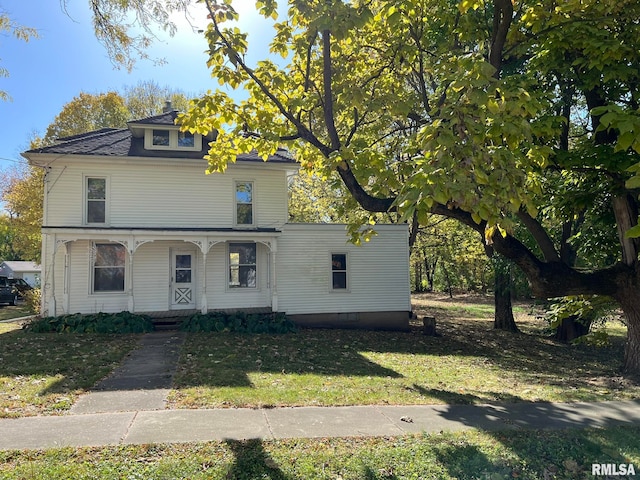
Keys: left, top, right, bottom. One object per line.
{"left": 7, "top": 278, "right": 33, "bottom": 298}
{"left": 0, "top": 276, "right": 18, "bottom": 306}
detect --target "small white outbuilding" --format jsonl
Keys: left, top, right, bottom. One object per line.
{"left": 0, "top": 261, "right": 41, "bottom": 287}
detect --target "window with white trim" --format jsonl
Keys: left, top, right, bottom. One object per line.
{"left": 229, "top": 243, "right": 257, "bottom": 288}
{"left": 235, "top": 181, "right": 254, "bottom": 225}
{"left": 144, "top": 129, "right": 200, "bottom": 150}
{"left": 177, "top": 130, "right": 195, "bottom": 147}
{"left": 86, "top": 177, "right": 106, "bottom": 224}
{"left": 331, "top": 253, "right": 347, "bottom": 290}
{"left": 152, "top": 129, "right": 170, "bottom": 146}
{"left": 93, "top": 243, "right": 126, "bottom": 292}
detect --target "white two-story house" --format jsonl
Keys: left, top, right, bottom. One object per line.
{"left": 23, "top": 109, "right": 411, "bottom": 330}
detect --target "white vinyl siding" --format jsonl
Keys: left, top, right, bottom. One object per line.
{"left": 38, "top": 158, "right": 410, "bottom": 320}
{"left": 208, "top": 242, "right": 269, "bottom": 308}
{"left": 42, "top": 239, "right": 273, "bottom": 315}
{"left": 277, "top": 224, "right": 411, "bottom": 315}
{"left": 44, "top": 162, "right": 289, "bottom": 228}
{"left": 132, "top": 242, "right": 171, "bottom": 312}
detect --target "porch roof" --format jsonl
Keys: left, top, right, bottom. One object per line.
{"left": 43, "top": 226, "right": 282, "bottom": 254}
{"left": 42, "top": 226, "right": 280, "bottom": 233}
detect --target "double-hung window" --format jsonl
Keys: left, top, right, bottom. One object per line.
{"left": 235, "top": 181, "right": 254, "bottom": 225}
{"left": 93, "top": 243, "right": 126, "bottom": 292}
{"left": 229, "top": 243, "right": 257, "bottom": 288}
{"left": 86, "top": 177, "right": 106, "bottom": 224}
{"left": 331, "top": 253, "right": 348, "bottom": 290}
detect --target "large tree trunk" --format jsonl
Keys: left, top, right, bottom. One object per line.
{"left": 618, "top": 291, "right": 640, "bottom": 376}
{"left": 554, "top": 315, "right": 592, "bottom": 343}
{"left": 493, "top": 257, "right": 518, "bottom": 332}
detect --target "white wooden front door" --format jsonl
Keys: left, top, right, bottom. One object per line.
{"left": 171, "top": 250, "right": 196, "bottom": 309}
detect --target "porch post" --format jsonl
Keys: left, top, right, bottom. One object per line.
{"left": 201, "top": 251, "right": 208, "bottom": 314}
{"left": 271, "top": 239, "right": 278, "bottom": 312}
{"left": 127, "top": 249, "right": 135, "bottom": 312}
{"left": 48, "top": 234, "right": 57, "bottom": 316}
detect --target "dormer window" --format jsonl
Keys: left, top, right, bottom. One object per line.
{"left": 144, "top": 129, "right": 201, "bottom": 151}
{"left": 178, "top": 131, "right": 195, "bottom": 147}
{"left": 152, "top": 130, "right": 170, "bottom": 146}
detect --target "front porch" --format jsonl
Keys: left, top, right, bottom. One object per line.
{"left": 41, "top": 227, "right": 282, "bottom": 317}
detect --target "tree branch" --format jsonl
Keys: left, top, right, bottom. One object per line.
{"left": 335, "top": 162, "right": 395, "bottom": 212}
{"left": 321, "top": 29, "right": 341, "bottom": 151}
{"left": 516, "top": 210, "right": 561, "bottom": 262}
{"left": 489, "top": 0, "right": 513, "bottom": 77}
{"left": 204, "top": 0, "right": 331, "bottom": 156}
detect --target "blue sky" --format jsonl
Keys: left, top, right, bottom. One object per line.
{"left": 0, "top": 0, "right": 270, "bottom": 173}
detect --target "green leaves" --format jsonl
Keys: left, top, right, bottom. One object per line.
{"left": 26, "top": 312, "right": 155, "bottom": 334}
{"left": 180, "top": 311, "right": 296, "bottom": 334}
{"left": 458, "top": 0, "right": 484, "bottom": 14}
{"left": 256, "top": 0, "right": 279, "bottom": 20}
{"left": 593, "top": 105, "right": 640, "bottom": 154}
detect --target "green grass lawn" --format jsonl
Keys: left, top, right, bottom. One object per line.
{"left": 1, "top": 427, "right": 639, "bottom": 479}
{"left": 168, "top": 294, "right": 638, "bottom": 409}
{"left": 0, "top": 329, "right": 140, "bottom": 417}
{"left": 0, "top": 304, "right": 34, "bottom": 322}
{"left": 1, "top": 294, "right": 638, "bottom": 417}
{"left": 2, "top": 294, "right": 639, "bottom": 478}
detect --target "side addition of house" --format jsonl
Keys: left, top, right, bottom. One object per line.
{"left": 22, "top": 109, "right": 411, "bottom": 330}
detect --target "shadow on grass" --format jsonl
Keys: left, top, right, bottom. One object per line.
{"left": 224, "top": 439, "right": 291, "bottom": 480}
{"left": 424, "top": 387, "right": 640, "bottom": 478}
{"left": 175, "top": 330, "right": 406, "bottom": 389}
{"left": 0, "top": 329, "right": 140, "bottom": 402}
{"left": 410, "top": 385, "right": 525, "bottom": 404}
{"left": 174, "top": 321, "right": 635, "bottom": 402}
{"left": 432, "top": 426, "right": 640, "bottom": 479}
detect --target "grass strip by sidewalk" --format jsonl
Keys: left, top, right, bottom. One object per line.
{"left": 0, "top": 327, "right": 140, "bottom": 417}
{"left": 0, "top": 305, "right": 33, "bottom": 322}
{"left": 1, "top": 426, "right": 639, "bottom": 479}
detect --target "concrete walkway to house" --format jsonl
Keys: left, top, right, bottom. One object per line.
{"left": 1, "top": 331, "right": 640, "bottom": 450}
{"left": 69, "top": 331, "right": 186, "bottom": 415}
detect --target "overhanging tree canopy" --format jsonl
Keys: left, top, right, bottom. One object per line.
{"left": 177, "top": 0, "right": 640, "bottom": 374}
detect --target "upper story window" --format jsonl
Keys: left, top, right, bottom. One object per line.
{"left": 152, "top": 130, "right": 170, "bottom": 146}
{"left": 145, "top": 129, "right": 200, "bottom": 151}
{"left": 235, "top": 181, "right": 254, "bottom": 225}
{"left": 178, "top": 131, "right": 195, "bottom": 147}
{"left": 86, "top": 177, "right": 107, "bottom": 224}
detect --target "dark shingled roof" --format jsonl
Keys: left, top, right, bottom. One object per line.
{"left": 127, "top": 110, "right": 179, "bottom": 126}
{"left": 25, "top": 113, "right": 296, "bottom": 164}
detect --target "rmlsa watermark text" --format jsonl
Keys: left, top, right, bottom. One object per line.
{"left": 592, "top": 463, "right": 636, "bottom": 476}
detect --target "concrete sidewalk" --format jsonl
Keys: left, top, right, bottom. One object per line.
{"left": 3, "top": 332, "right": 640, "bottom": 451}
{"left": 2, "top": 400, "right": 640, "bottom": 450}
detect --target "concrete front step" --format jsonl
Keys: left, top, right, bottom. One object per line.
{"left": 152, "top": 317, "right": 184, "bottom": 331}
